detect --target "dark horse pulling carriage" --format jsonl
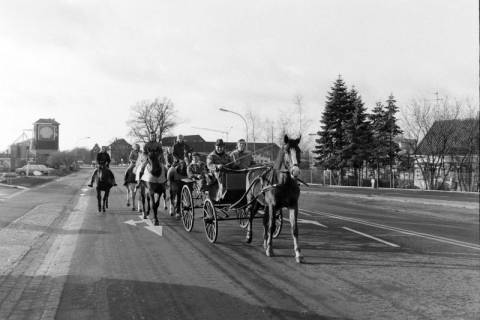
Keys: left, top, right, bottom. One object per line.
{"left": 180, "top": 135, "right": 305, "bottom": 263}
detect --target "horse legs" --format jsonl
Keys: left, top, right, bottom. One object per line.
{"left": 174, "top": 185, "right": 182, "bottom": 219}
{"left": 264, "top": 204, "right": 274, "bottom": 257}
{"left": 103, "top": 189, "right": 110, "bottom": 212}
{"left": 153, "top": 191, "right": 160, "bottom": 226}
{"left": 169, "top": 185, "right": 175, "bottom": 216}
{"left": 245, "top": 202, "right": 257, "bottom": 243}
{"left": 289, "top": 206, "right": 303, "bottom": 263}
{"left": 105, "top": 189, "right": 109, "bottom": 209}
{"left": 97, "top": 188, "right": 102, "bottom": 212}
{"left": 126, "top": 185, "right": 131, "bottom": 207}
{"left": 131, "top": 185, "right": 137, "bottom": 211}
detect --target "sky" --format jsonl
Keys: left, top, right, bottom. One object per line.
{"left": 0, "top": 0, "right": 478, "bottom": 151}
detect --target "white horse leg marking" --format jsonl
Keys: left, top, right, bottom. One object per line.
{"left": 290, "top": 207, "right": 303, "bottom": 263}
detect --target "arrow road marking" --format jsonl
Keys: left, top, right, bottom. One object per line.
{"left": 145, "top": 225, "right": 163, "bottom": 237}
{"left": 124, "top": 218, "right": 163, "bottom": 237}
{"left": 124, "top": 219, "right": 147, "bottom": 226}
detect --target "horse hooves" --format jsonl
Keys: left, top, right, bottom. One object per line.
{"left": 296, "top": 256, "right": 305, "bottom": 264}
{"left": 126, "top": 203, "right": 130, "bottom": 207}
{"left": 154, "top": 220, "right": 160, "bottom": 226}
{"left": 245, "top": 236, "right": 252, "bottom": 244}
{"left": 131, "top": 207, "right": 136, "bottom": 211}
{"left": 266, "top": 250, "right": 274, "bottom": 257}
{"left": 143, "top": 214, "right": 148, "bottom": 219}
{"left": 103, "top": 209, "right": 106, "bottom": 212}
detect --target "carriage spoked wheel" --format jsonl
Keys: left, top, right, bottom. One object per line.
{"left": 273, "top": 209, "right": 283, "bottom": 239}
{"left": 237, "top": 208, "right": 249, "bottom": 229}
{"left": 180, "top": 185, "right": 194, "bottom": 232}
{"left": 203, "top": 199, "right": 218, "bottom": 243}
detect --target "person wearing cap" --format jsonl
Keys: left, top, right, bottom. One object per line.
{"left": 172, "top": 134, "right": 193, "bottom": 164}
{"left": 187, "top": 152, "right": 207, "bottom": 190}
{"left": 230, "top": 138, "right": 254, "bottom": 169}
{"left": 136, "top": 131, "right": 164, "bottom": 186}
{"left": 206, "top": 139, "right": 233, "bottom": 201}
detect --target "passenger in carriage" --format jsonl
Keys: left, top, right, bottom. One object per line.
{"left": 123, "top": 143, "right": 140, "bottom": 186}
{"left": 187, "top": 152, "right": 207, "bottom": 190}
{"left": 206, "top": 139, "right": 233, "bottom": 201}
{"left": 230, "top": 138, "right": 254, "bottom": 169}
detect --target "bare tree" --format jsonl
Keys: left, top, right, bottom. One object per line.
{"left": 403, "top": 96, "right": 478, "bottom": 190}
{"left": 127, "top": 97, "right": 176, "bottom": 143}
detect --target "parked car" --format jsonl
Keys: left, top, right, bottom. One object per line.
{"left": 15, "top": 164, "right": 55, "bottom": 176}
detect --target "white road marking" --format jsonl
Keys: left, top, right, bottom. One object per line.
{"left": 294, "top": 218, "right": 328, "bottom": 228}
{"left": 124, "top": 219, "right": 147, "bottom": 226}
{"left": 145, "top": 225, "right": 163, "bottom": 237}
{"left": 300, "top": 209, "right": 480, "bottom": 251}
{"left": 342, "top": 226, "right": 399, "bottom": 247}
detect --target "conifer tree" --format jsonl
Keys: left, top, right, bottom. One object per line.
{"left": 343, "top": 87, "right": 372, "bottom": 180}
{"left": 314, "top": 76, "right": 350, "bottom": 171}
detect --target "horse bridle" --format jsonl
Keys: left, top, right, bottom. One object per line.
{"left": 281, "top": 147, "right": 300, "bottom": 177}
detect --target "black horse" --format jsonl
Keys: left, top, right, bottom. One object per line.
{"left": 93, "top": 163, "right": 115, "bottom": 212}
{"left": 246, "top": 134, "right": 304, "bottom": 263}
{"left": 142, "top": 152, "right": 167, "bottom": 225}
{"left": 167, "top": 160, "right": 188, "bottom": 218}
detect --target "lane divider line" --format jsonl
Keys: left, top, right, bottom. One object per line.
{"left": 300, "top": 208, "right": 480, "bottom": 251}
{"left": 342, "top": 226, "right": 399, "bottom": 247}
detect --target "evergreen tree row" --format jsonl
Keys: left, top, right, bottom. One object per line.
{"left": 313, "top": 76, "right": 403, "bottom": 181}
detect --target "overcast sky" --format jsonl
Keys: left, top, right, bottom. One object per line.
{"left": 0, "top": 0, "right": 478, "bottom": 151}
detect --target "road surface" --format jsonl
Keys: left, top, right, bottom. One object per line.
{"left": 0, "top": 168, "right": 478, "bottom": 319}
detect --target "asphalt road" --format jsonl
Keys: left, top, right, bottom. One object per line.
{"left": 0, "top": 168, "right": 478, "bottom": 320}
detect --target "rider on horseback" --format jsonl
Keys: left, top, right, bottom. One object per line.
{"left": 88, "top": 146, "right": 117, "bottom": 187}
{"left": 123, "top": 143, "right": 140, "bottom": 186}
{"left": 172, "top": 134, "right": 193, "bottom": 165}
{"left": 206, "top": 139, "right": 233, "bottom": 201}
{"left": 136, "top": 131, "right": 164, "bottom": 187}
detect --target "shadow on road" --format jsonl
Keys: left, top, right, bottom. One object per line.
{"left": 54, "top": 276, "right": 350, "bottom": 320}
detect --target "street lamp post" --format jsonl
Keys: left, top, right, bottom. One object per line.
{"left": 219, "top": 107, "right": 248, "bottom": 150}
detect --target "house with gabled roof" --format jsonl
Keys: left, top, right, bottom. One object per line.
{"left": 414, "top": 118, "right": 479, "bottom": 191}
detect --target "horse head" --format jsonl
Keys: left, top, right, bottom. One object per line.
{"left": 281, "top": 134, "right": 301, "bottom": 179}
{"left": 147, "top": 151, "right": 164, "bottom": 177}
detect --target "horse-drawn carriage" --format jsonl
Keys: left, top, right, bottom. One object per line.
{"left": 179, "top": 168, "right": 283, "bottom": 243}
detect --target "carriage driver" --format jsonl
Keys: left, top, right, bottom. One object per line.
{"left": 136, "top": 131, "right": 164, "bottom": 187}
{"left": 230, "top": 138, "right": 254, "bottom": 169}
{"left": 88, "top": 146, "right": 117, "bottom": 187}
{"left": 123, "top": 143, "right": 140, "bottom": 186}
{"left": 187, "top": 152, "right": 207, "bottom": 190}
{"left": 206, "top": 139, "right": 233, "bottom": 201}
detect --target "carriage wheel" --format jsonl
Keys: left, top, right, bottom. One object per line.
{"left": 237, "top": 209, "right": 249, "bottom": 229}
{"left": 180, "top": 185, "right": 194, "bottom": 232}
{"left": 273, "top": 209, "right": 283, "bottom": 239}
{"left": 203, "top": 199, "right": 218, "bottom": 243}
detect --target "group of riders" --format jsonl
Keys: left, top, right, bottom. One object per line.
{"left": 88, "top": 132, "right": 255, "bottom": 202}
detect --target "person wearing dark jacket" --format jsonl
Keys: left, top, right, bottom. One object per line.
{"left": 172, "top": 135, "right": 193, "bottom": 164}
{"left": 88, "top": 146, "right": 117, "bottom": 187}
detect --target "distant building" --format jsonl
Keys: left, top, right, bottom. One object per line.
{"left": 414, "top": 119, "right": 479, "bottom": 191}
{"left": 161, "top": 135, "right": 280, "bottom": 163}
{"left": 109, "top": 138, "right": 131, "bottom": 164}
{"left": 32, "top": 118, "right": 60, "bottom": 164}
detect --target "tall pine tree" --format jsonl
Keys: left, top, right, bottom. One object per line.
{"left": 314, "top": 76, "right": 351, "bottom": 171}
{"left": 343, "top": 87, "right": 372, "bottom": 179}
{"left": 369, "top": 94, "right": 403, "bottom": 186}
